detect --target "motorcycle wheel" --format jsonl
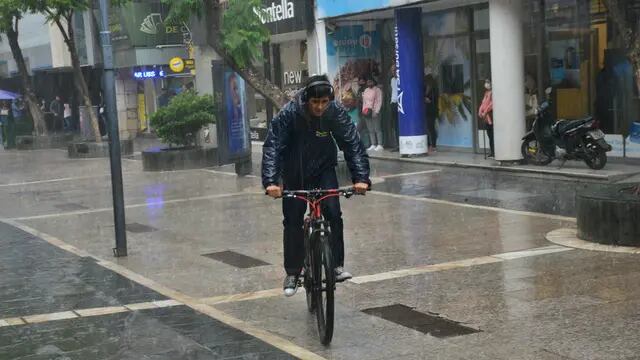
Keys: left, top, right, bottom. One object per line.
{"left": 585, "top": 152, "right": 607, "bottom": 170}
{"left": 521, "top": 139, "right": 553, "bottom": 166}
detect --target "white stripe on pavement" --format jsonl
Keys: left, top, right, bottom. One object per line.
{"left": 349, "top": 245, "right": 573, "bottom": 284}
{"left": 9, "top": 192, "right": 258, "bottom": 221}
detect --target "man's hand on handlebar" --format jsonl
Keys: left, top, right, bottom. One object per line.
{"left": 353, "top": 182, "right": 369, "bottom": 195}
{"left": 266, "top": 185, "right": 282, "bottom": 199}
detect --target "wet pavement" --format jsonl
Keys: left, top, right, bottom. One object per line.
{"left": 1, "top": 147, "right": 639, "bottom": 359}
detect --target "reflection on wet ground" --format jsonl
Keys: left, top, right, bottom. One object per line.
{"left": 1, "top": 148, "right": 639, "bottom": 359}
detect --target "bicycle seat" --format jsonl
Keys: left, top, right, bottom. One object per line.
{"left": 552, "top": 117, "right": 593, "bottom": 136}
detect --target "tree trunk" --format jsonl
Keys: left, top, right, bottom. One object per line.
{"left": 6, "top": 25, "right": 47, "bottom": 136}
{"left": 205, "top": 0, "right": 288, "bottom": 110}
{"left": 55, "top": 16, "right": 102, "bottom": 143}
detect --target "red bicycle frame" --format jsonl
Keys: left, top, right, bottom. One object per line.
{"left": 280, "top": 189, "right": 358, "bottom": 219}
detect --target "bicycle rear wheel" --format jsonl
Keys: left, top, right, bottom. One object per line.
{"left": 313, "top": 233, "right": 335, "bottom": 345}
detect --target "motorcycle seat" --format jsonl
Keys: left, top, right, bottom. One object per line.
{"left": 552, "top": 117, "right": 593, "bottom": 136}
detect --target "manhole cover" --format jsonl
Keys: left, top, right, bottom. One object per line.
{"left": 362, "top": 304, "right": 480, "bottom": 338}
{"left": 202, "top": 250, "right": 270, "bottom": 269}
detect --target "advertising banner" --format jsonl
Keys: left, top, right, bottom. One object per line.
{"left": 213, "top": 61, "right": 252, "bottom": 165}
{"left": 326, "top": 25, "right": 381, "bottom": 106}
{"left": 395, "top": 8, "right": 427, "bottom": 155}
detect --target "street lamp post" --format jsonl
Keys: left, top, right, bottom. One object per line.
{"left": 98, "top": 0, "right": 127, "bottom": 257}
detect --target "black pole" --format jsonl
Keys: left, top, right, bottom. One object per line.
{"left": 98, "top": 0, "right": 127, "bottom": 257}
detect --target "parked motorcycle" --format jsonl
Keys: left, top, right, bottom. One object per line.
{"left": 521, "top": 88, "right": 612, "bottom": 170}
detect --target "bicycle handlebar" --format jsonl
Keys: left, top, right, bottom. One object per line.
{"left": 265, "top": 188, "right": 365, "bottom": 199}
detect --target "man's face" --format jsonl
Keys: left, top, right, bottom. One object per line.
{"left": 367, "top": 80, "right": 375, "bottom": 88}
{"left": 308, "top": 96, "right": 330, "bottom": 117}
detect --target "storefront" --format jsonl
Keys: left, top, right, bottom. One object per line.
{"left": 109, "top": 0, "right": 194, "bottom": 137}
{"left": 316, "top": 0, "right": 640, "bottom": 160}
{"left": 250, "top": 0, "right": 313, "bottom": 141}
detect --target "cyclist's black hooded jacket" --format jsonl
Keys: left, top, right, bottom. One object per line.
{"left": 261, "top": 93, "right": 370, "bottom": 189}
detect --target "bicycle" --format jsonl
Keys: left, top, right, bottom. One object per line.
{"left": 278, "top": 188, "right": 362, "bottom": 345}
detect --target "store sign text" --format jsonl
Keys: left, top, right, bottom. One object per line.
{"left": 253, "top": 0, "right": 294, "bottom": 24}
{"left": 283, "top": 70, "right": 303, "bottom": 85}
{"left": 134, "top": 70, "right": 166, "bottom": 79}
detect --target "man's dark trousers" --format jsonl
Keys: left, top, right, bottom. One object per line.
{"left": 282, "top": 168, "right": 344, "bottom": 276}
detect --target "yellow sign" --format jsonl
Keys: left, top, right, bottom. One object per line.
{"left": 169, "top": 57, "right": 185, "bottom": 73}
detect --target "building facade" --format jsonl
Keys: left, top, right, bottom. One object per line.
{"left": 313, "top": 0, "right": 640, "bottom": 160}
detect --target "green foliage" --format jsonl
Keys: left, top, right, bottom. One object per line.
{"left": 150, "top": 91, "right": 215, "bottom": 147}
{"left": 162, "top": 0, "right": 270, "bottom": 68}
{"left": 222, "top": 0, "right": 269, "bottom": 68}
{"left": 0, "top": 0, "right": 27, "bottom": 32}
{"left": 163, "top": 0, "right": 204, "bottom": 23}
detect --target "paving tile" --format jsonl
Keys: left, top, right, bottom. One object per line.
{"left": 0, "top": 306, "right": 296, "bottom": 360}
{"left": 0, "top": 222, "right": 168, "bottom": 318}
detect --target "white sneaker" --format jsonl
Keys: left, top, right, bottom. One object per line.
{"left": 335, "top": 267, "right": 352, "bottom": 282}
{"left": 366, "top": 145, "right": 376, "bottom": 151}
{"left": 375, "top": 145, "right": 384, "bottom": 151}
{"left": 283, "top": 275, "right": 299, "bottom": 297}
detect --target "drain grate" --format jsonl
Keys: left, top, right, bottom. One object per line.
{"left": 54, "top": 203, "right": 89, "bottom": 211}
{"left": 362, "top": 304, "right": 480, "bottom": 338}
{"left": 125, "top": 223, "right": 158, "bottom": 233}
{"left": 202, "top": 250, "right": 270, "bottom": 269}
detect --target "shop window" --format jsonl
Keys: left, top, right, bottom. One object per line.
{"left": 423, "top": 8, "right": 470, "bottom": 37}
{"left": 441, "top": 64, "right": 464, "bottom": 94}
{"left": 473, "top": 8, "right": 489, "bottom": 31}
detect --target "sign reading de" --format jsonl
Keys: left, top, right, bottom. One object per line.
{"left": 109, "top": 2, "right": 192, "bottom": 50}
{"left": 253, "top": 0, "right": 312, "bottom": 34}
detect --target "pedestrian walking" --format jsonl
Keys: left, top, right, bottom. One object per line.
{"left": 0, "top": 102, "right": 9, "bottom": 149}
{"left": 50, "top": 95, "right": 63, "bottom": 131}
{"left": 478, "top": 79, "right": 495, "bottom": 158}
{"left": 424, "top": 73, "right": 439, "bottom": 153}
{"left": 362, "top": 78, "right": 383, "bottom": 151}
{"left": 11, "top": 98, "right": 24, "bottom": 123}
{"left": 63, "top": 102, "right": 72, "bottom": 131}
{"left": 355, "top": 76, "right": 369, "bottom": 147}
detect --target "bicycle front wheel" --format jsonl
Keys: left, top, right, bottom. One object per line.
{"left": 313, "top": 233, "right": 335, "bottom": 345}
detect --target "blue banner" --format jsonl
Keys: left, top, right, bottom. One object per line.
{"left": 395, "top": 8, "right": 427, "bottom": 155}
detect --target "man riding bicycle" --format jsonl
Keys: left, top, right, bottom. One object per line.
{"left": 262, "top": 75, "right": 371, "bottom": 297}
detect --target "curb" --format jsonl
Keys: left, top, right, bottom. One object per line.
{"left": 368, "top": 154, "right": 639, "bottom": 183}
{"left": 546, "top": 228, "right": 640, "bottom": 254}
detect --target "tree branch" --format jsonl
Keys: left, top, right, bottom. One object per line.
{"left": 53, "top": 18, "right": 72, "bottom": 46}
